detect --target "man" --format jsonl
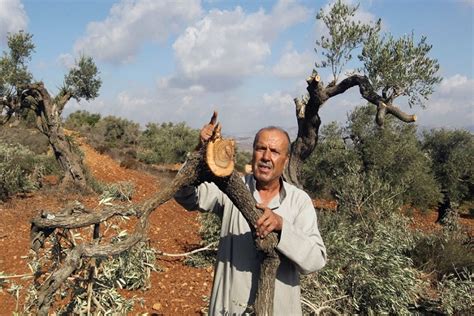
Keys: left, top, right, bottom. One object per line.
{"left": 175, "top": 123, "right": 326, "bottom": 315}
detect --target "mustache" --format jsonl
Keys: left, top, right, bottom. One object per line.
{"left": 257, "top": 161, "right": 272, "bottom": 168}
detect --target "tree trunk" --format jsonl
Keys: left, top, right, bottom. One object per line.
{"left": 49, "top": 129, "right": 88, "bottom": 188}
{"left": 20, "top": 82, "right": 88, "bottom": 189}
{"left": 436, "top": 192, "right": 452, "bottom": 224}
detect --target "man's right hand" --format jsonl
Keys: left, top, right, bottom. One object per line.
{"left": 199, "top": 111, "right": 218, "bottom": 144}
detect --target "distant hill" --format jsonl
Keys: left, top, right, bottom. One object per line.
{"left": 226, "top": 126, "right": 299, "bottom": 153}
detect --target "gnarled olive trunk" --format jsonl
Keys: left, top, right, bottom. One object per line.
{"left": 20, "top": 82, "right": 88, "bottom": 189}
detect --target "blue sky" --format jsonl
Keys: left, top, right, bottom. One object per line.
{"left": 1, "top": 0, "right": 473, "bottom": 137}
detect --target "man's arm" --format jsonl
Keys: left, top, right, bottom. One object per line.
{"left": 174, "top": 182, "right": 225, "bottom": 214}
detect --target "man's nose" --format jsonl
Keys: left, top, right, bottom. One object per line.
{"left": 262, "top": 148, "right": 271, "bottom": 160}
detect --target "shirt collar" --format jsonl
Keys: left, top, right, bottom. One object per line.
{"left": 248, "top": 174, "right": 288, "bottom": 210}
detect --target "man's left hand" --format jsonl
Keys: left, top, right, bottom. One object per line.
{"left": 255, "top": 204, "right": 283, "bottom": 238}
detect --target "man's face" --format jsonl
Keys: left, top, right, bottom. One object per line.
{"left": 252, "top": 129, "right": 289, "bottom": 186}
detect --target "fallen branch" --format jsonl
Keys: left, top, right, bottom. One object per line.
{"left": 156, "top": 242, "right": 218, "bottom": 257}
{"left": 0, "top": 273, "right": 34, "bottom": 279}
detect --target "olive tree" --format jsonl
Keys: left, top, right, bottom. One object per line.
{"left": 303, "top": 105, "right": 442, "bottom": 209}
{"left": 0, "top": 31, "right": 102, "bottom": 188}
{"left": 286, "top": 0, "right": 441, "bottom": 186}
{"left": 422, "top": 129, "right": 474, "bottom": 222}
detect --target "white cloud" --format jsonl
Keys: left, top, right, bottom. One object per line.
{"left": 263, "top": 91, "right": 294, "bottom": 111}
{"left": 171, "top": 0, "right": 310, "bottom": 91}
{"left": 57, "top": 53, "right": 75, "bottom": 69}
{"left": 273, "top": 48, "right": 314, "bottom": 78}
{"left": 74, "top": 0, "right": 202, "bottom": 63}
{"left": 415, "top": 74, "right": 474, "bottom": 129}
{"left": 0, "top": 0, "right": 28, "bottom": 43}
{"left": 438, "top": 74, "right": 472, "bottom": 94}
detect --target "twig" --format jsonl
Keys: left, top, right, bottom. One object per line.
{"left": 0, "top": 273, "right": 33, "bottom": 279}
{"left": 315, "top": 306, "right": 341, "bottom": 315}
{"left": 301, "top": 297, "right": 319, "bottom": 314}
{"left": 321, "top": 295, "right": 348, "bottom": 305}
{"left": 156, "top": 243, "right": 218, "bottom": 257}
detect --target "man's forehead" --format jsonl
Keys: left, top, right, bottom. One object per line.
{"left": 255, "top": 130, "right": 288, "bottom": 145}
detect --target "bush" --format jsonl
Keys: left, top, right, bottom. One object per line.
{"left": 185, "top": 212, "right": 220, "bottom": 268}
{"left": 64, "top": 110, "right": 101, "bottom": 133}
{"left": 0, "top": 125, "right": 50, "bottom": 154}
{"left": 0, "top": 143, "right": 47, "bottom": 200}
{"left": 410, "top": 211, "right": 473, "bottom": 277}
{"left": 303, "top": 122, "right": 361, "bottom": 198}
{"left": 302, "top": 168, "right": 422, "bottom": 314}
{"left": 88, "top": 115, "right": 140, "bottom": 150}
{"left": 437, "top": 269, "right": 473, "bottom": 315}
{"left": 138, "top": 122, "right": 199, "bottom": 164}
{"left": 235, "top": 149, "right": 252, "bottom": 174}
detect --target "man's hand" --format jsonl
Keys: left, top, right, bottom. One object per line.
{"left": 255, "top": 203, "right": 283, "bottom": 238}
{"left": 199, "top": 111, "right": 218, "bottom": 144}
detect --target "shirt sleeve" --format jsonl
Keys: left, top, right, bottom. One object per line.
{"left": 276, "top": 193, "right": 327, "bottom": 275}
{"left": 174, "top": 182, "right": 225, "bottom": 215}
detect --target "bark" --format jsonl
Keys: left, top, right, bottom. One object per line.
{"left": 436, "top": 191, "right": 451, "bottom": 223}
{"left": 285, "top": 71, "right": 417, "bottom": 187}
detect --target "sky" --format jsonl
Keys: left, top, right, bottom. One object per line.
{"left": 1, "top": 0, "right": 473, "bottom": 137}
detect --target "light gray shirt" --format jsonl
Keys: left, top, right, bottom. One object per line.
{"left": 175, "top": 174, "right": 326, "bottom": 315}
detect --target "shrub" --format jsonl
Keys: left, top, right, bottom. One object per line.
{"left": 138, "top": 122, "right": 199, "bottom": 164}
{"left": 235, "top": 149, "right": 252, "bottom": 174}
{"left": 64, "top": 110, "right": 101, "bottom": 133}
{"left": 410, "top": 211, "right": 473, "bottom": 277}
{"left": 302, "top": 167, "right": 422, "bottom": 314}
{"left": 0, "top": 143, "right": 46, "bottom": 200}
{"left": 185, "top": 212, "right": 220, "bottom": 268}
{"left": 303, "top": 106, "right": 442, "bottom": 209}
{"left": 0, "top": 125, "right": 50, "bottom": 154}
{"left": 303, "top": 122, "right": 361, "bottom": 198}
{"left": 437, "top": 269, "right": 473, "bottom": 315}
{"left": 88, "top": 115, "right": 140, "bottom": 150}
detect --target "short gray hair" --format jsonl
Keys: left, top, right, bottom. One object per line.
{"left": 253, "top": 126, "right": 291, "bottom": 155}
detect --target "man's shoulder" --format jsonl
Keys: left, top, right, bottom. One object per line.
{"left": 281, "top": 179, "right": 312, "bottom": 201}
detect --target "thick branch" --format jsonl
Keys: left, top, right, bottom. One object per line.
{"left": 325, "top": 74, "right": 416, "bottom": 125}
{"left": 32, "top": 206, "right": 137, "bottom": 229}
{"left": 54, "top": 90, "right": 73, "bottom": 114}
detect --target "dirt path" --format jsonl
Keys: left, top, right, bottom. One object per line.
{"left": 0, "top": 140, "right": 212, "bottom": 315}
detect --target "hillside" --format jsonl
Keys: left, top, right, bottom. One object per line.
{"left": 0, "top": 137, "right": 213, "bottom": 315}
